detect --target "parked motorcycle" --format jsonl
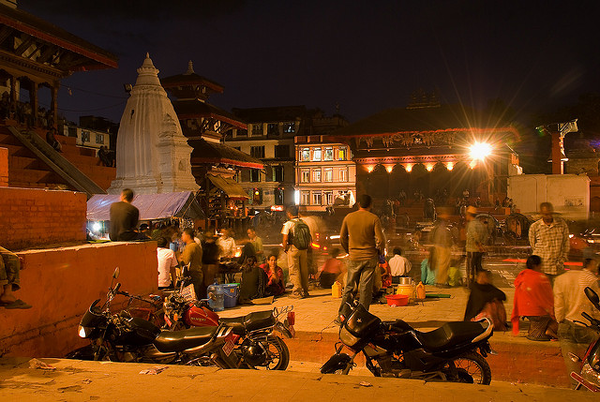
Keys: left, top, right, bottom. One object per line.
{"left": 321, "top": 302, "right": 494, "bottom": 384}
{"left": 71, "top": 268, "right": 293, "bottom": 370}
{"left": 569, "top": 287, "right": 600, "bottom": 392}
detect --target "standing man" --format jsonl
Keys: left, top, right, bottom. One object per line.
{"left": 337, "top": 194, "right": 385, "bottom": 320}
{"left": 529, "top": 202, "right": 570, "bottom": 283}
{"left": 281, "top": 205, "right": 311, "bottom": 299}
{"left": 299, "top": 206, "right": 319, "bottom": 276}
{"left": 180, "top": 228, "right": 204, "bottom": 299}
{"left": 554, "top": 257, "right": 600, "bottom": 388}
{"left": 156, "top": 237, "right": 178, "bottom": 290}
{"left": 109, "top": 188, "right": 140, "bottom": 241}
{"left": 247, "top": 228, "right": 264, "bottom": 263}
{"left": 465, "top": 206, "right": 487, "bottom": 287}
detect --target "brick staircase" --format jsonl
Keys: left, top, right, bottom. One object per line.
{"left": 0, "top": 121, "right": 115, "bottom": 192}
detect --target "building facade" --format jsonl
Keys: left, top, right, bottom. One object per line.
{"left": 225, "top": 106, "right": 350, "bottom": 210}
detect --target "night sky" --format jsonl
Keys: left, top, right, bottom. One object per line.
{"left": 19, "top": 0, "right": 600, "bottom": 127}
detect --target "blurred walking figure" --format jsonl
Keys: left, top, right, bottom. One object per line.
{"left": 337, "top": 194, "right": 385, "bottom": 321}
{"left": 281, "top": 205, "right": 311, "bottom": 299}
{"left": 528, "top": 202, "right": 569, "bottom": 283}
{"left": 465, "top": 206, "right": 487, "bottom": 287}
{"left": 464, "top": 270, "right": 507, "bottom": 331}
{"left": 430, "top": 207, "right": 454, "bottom": 286}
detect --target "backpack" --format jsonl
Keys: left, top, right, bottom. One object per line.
{"left": 290, "top": 218, "right": 312, "bottom": 250}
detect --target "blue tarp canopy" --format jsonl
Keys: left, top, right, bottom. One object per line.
{"left": 87, "top": 191, "right": 203, "bottom": 221}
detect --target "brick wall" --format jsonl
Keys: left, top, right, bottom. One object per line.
{"left": 0, "top": 147, "right": 7, "bottom": 187}
{"left": 0, "top": 242, "right": 158, "bottom": 358}
{"left": 0, "top": 187, "right": 86, "bottom": 250}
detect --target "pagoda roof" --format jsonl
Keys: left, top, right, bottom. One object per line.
{"left": 0, "top": 3, "right": 118, "bottom": 72}
{"left": 331, "top": 104, "right": 517, "bottom": 138}
{"left": 161, "top": 72, "right": 223, "bottom": 93}
{"left": 173, "top": 100, "right": 246, "bottom": 130}
{"left": 232, "top": 105, "right": 308, "bottom": 123}
{"left": 189, "top": 139, "right": 263, "bottom": 170}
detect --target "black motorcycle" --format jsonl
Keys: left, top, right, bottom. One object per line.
{"left": 321, "top": 302, "right": 494, "bottom": 384}
{"left": 71, "top": 268, "right": 293, "bottom": 370}
{"left": 569, "top": 287, "right": 600, "bottom": 392}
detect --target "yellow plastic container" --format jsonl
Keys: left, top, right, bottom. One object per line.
{"left": 416, "top": 282, "right": 426, "bottom": 300}
{"left": 332, "top": 281, "right": 342, "bottom": 298}
{"left": 396, "top": 284, "right": 415, "bottom": 298}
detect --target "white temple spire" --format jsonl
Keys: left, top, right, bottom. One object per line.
{"left": 108, "top": 54, "right": 198, "bottom": 195}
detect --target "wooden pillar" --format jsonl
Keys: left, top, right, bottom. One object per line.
{"left": 50, "top": 81, "right": 59, "bottom": 129}
{"left": 9, "top": 76, "right": 17, "bottom": 104}
{"left": 30, "top": 81, "right": 38, "bottom": 127}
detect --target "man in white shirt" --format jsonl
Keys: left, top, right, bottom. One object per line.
{"left": 389, "top": 247, "right": 412, "bottom": 281}
{"left": 216, "top": 228, "right": 236, "bottom": 260}
{"left": 157, "top": 237, "right": 178, "bottom": 289}
{"left": 554, "top": 258, "right": 600, "bottom": 387}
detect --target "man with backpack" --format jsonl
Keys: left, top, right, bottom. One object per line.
{"left": 337, "top": 194, "right": 385, "bottom": 321}
{"left": 281, "top": 205, "right": 312, "bottom": 299}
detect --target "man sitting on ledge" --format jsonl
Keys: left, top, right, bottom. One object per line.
{"left": 110, "top": 188, "right": 145, "bottom": 241}
{"left": 0, "top": 246, "right": 31, "bottom": 309}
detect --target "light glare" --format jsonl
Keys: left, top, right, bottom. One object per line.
{"left": 470, "top": 142, "right": 492, "bottom": 161}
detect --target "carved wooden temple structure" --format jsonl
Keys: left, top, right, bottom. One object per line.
{"left": 329, "top": 98, "right": 522, "bottom": 205}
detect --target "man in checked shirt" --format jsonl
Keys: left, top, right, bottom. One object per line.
{"left": 528, "top": 202, "right": 570, "bottom": 284}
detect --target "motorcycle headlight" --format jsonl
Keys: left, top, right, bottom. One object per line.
{"left": 78, "top": 325, "right": 92, "bottom": 338}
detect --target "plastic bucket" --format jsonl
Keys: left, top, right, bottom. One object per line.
{"left": 385, "top": 294, "right": 409, "bottom": 306}
{"left": 222, "top": 283, "right": 240, "bottom": 308}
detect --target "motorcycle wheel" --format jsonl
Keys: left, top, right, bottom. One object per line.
{"left": 254, "top": 336, "right": 290, "bottom": 370}
{"left": 446, "top": 352, "right": 491, "bottom": 385}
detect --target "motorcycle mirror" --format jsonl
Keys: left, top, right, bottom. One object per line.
{"left": 113, "top": 267, "right": 120, "bottom": 279}
{"left": 584, "top": 287, "right": 600, "bottom": 310}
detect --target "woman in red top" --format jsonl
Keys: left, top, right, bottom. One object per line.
{"left": 511, "top": 255, "right": 558, "bottom": 340}
{"left": 260, "top": 253, "right": 285, "bottom": 296}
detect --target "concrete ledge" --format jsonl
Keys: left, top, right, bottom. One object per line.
{"left": 0, "top": 242, "right": 158, "bottom": 358}
{"left": 0, "top": 358, "right": 592, "bottom": 401}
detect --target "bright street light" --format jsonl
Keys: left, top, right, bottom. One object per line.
{"left": 469, "top": 142, "right": 492, "bottom": 161}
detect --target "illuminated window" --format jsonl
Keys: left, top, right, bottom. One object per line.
{"left": 301, "top": 169, "right": 310, "bottom": 183}
{"left": 251, "top": 124, "right": 263, "bottom": 136}
{"left": 313, "top": 168, "right": 321, "bottom": 182}
{"left": 313, "top": 148, "right": 322, "bottom": 161}
{"left": 338, "top": 147, "right": 348, "bottom": 161}
{"left": 95, "top": 133, "right": 104, "bottom": 144}
{"left": 301, "top": 191, "right": 310, "bottom": 205}
{"left": 324, "top": 168, "right": 333, "bottom": 182}
{"left": 312, "top": 191, "right": 322, "bottom": 205}
{"left": 339, "top": 168, "right": 348, "bottom": 182}
{"left": 324, "top": 147, "right": 334, "bottom": 161}
{"left": 283, "top": 122, "right": 295, "bottom": 133}
{"left": 324, "top": 191, "right": 333, "bottom": 205}
{"left": 300, "top": 148, "right": 310, "bottom": 161}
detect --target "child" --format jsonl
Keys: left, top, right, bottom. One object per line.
{"left": 317, "top": 248, "right": 346, "bottom": 289}
{"left": 389, "top": 247, "right": 412, "bottom": 284}
{"left": 420, "top": 247, "right": 436, "bottom": 285}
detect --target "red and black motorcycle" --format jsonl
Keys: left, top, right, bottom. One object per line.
{"left": 569, "top": 287, "right": 600, "bottom": 392}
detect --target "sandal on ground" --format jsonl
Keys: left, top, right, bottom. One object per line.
{"left": 1, "top": 299, "right": 32, "bottom": 309}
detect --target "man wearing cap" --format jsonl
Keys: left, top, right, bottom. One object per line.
{"left": 465, "top": 206, "right": 487, "bottom": 287}
{"left": 529, "top": 202, "right": 569, "bottom": 283}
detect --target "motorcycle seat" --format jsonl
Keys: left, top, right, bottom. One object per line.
{"left": 153, "top": 326, "right": 217, "bottom": 352}
{"left": 221, "top": 311, "right": 276, "bottom": 334}
{"left": 414, "top": 320, "right": 489, "bottom": 353}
